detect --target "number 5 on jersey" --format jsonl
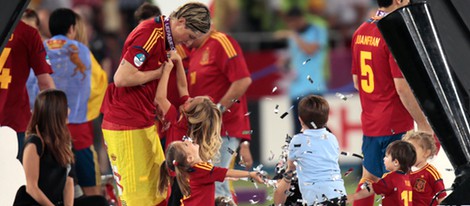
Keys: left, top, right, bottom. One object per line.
{"left": 0, "top": 48, "right": 12, "bottom": 89}
{"left": 360, "top": 51, "right": 374, "bottom": 93}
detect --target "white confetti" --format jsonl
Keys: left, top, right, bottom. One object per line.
{"left": 335, "top": 92, "right": 353, "bottom": 101}
{"left": 272, "top": 86, "right": 278, "bottom": 93}
{"left": 307, "top": 75, "right": 314, "bottom": 84}
{"left": 244, "top": 112, "right": 251, "bottom": 116}
{"left": 249, "top": 199, "right": 259, "bottom": 204}
{"left": 307, "top": 136, "right": 311, "bottom": 147}
{"left": 310, "top": 121, "right": 317, "bottom": 129}
{"left": 302, "top": 58, "right": 311, "bottom": 65}
{"left": 268, "top": 150, "right": 275, "bottom": 161}
{"left": 274, "top": 104, "right": 279, "bottom": 114}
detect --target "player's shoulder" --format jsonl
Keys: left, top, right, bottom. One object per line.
{"left": 425, "top": 163, "right": 443, "bottom": 180}
{"left": 209, "top": 31, "right": 239, "bottom": 58}
{"left": 193, "top": 162, "right": 214, "bottom": 171}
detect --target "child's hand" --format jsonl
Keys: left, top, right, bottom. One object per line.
{"left": 249, "top": 171, "right": 265, "bottom": 184}
{"left": 162, "top": 59, "right": 174, "bottom": 73}
{"left": 167, "top": 50, "right": 182, "bottom": 62}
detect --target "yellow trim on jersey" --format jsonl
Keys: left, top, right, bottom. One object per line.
{"left": 426, "top": 165, "right": 442, "bottom": 181}
{"left": 146, "top": 28, "right": 163, "bottom": 53}
{"left": 194, "top": 162, "right": 213, "bottom": 171}
{"left": 176, "top": 45, "right": 187, "bottom": 59}
{"left": 211, "top": 32, "right": 237, "bottom": 58}
{"left": 143, "top": 28, "right": 157, "bottom": 52}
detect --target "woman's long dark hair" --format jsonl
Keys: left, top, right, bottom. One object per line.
{"left": 26, "top": 89, "right": 74, "bottom": 166}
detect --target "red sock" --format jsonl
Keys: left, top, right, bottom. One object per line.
{"left": 352, "top": 183, "right": 375, "bottom": 206}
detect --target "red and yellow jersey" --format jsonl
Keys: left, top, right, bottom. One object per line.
{"left": 351, "top": 17, "right": 413, "bottom": 136}
{"left": 410, "top": 164, "right": 446, "bottom": 206}
{"left": 0, "top": 21, "right": 52, "bottom": 132}
{"left": 101, "top": 17, "right": 168, "bottom": 128}
{"left": 373, "top": 171, "right": 413, "bottom": 206}
{"left": 188, "top": 31, "right": 251, "bottom": 140}
{"left": 181, "top": 162, "right": 228, "bottom": 206}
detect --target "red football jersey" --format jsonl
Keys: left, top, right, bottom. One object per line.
{"left": 180, "top": 162, "right": 228, "bottom": 206}
{"left": 351, "top": 17, "right": 413, "bottom": 136}
{"left": 373, "top": 171, "right": 413, "bottom": 206}
{"left": 188, "top": 31, "right": 251, "bottom": 140}
{"left": 0, "top": 21, "right": 52, "bottom": 132}
{"left": 101, "top": 17, "right": 168, "bottom": 128}
{"left": 410, "top": 164, "right": 446, "bottom": 206}
{"left": 161, "top": 105, "right": 188, "bottom": 149}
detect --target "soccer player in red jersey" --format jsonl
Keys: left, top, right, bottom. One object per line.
{"left": 100, "top": 3, "right": 210, "bottom": 206}
{"left": 0, "top": 20, "right": 55, "bottom": 158}
{"left": 351, "top": 0, "right": 433, "bottom": 205}
{"left": 348, "top": 140, "right": 416, "bottom": 206}
{"left": 157, "top": 140, "right": 264, "bottom": 206}
{"left": 187, "top": 29, "right": 253, "bottom": 198}
{"left": 403, "top": 131, "right": 446, "bottom": 205}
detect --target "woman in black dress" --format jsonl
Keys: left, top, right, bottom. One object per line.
{"left": 14, "top": 89, "right": 75, "bottom": 206}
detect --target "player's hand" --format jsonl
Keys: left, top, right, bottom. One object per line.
{"left": 167, "top": 50, "right": 182, "bottom": 63}
{"left": 239, "top": 142, "right": 253, "bottom": 170}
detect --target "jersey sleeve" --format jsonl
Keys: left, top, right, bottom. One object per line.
{"left": 29, "top": 28, "right": 52, "bottom": 76}
{"left": 213, "top": 34, "right": 250, "bottom": 82}
{"left": 122, "top": 27, "right": 162, "bottom": 69}
{"left": 193, "top": 163, "right": 228, "bottom": 183}
{"left": 372, "top": 175, "right": 393, "bottom": 196}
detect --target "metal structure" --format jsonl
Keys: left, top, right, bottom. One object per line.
{"left": 377, "top": 0, "right": 470, "bottom": 204}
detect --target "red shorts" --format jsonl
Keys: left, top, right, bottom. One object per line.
{"left": 68, "top": 121, "right": 94, "bottom": 150}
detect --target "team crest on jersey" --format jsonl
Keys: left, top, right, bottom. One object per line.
{"left": 414, "top": 178, "right": 426, "bottom": 192}
{"left": 134, "top": 53, "right": 146, "bottom": 67}
{"left": 200, "top": 47, "right": 210, "bottom": 65}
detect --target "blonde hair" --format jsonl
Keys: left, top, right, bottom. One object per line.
{"left": 170, "top": 2, "right": 211, "bottom": 34}
{"left": 74, "top": 13, "right": 88, "bottom": 46}
{"left": 158, "top": 142, "right": 191, "bottom": 196}
{"left": 403, "top": 130, "right": 437, "bottom": 158}
{"left": 185, "top": 97, "right": 222, "bottom": 162}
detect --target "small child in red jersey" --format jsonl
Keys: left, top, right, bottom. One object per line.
{"left": 155, "top": 50, "right": 223, "bottom": 205}
{"left": 157, "top": 140, "right": 264, "bottom": 206}
{"left": 348, "top": 140, "right": 416, "bottom": 206}
{"left": 403, "top": 131, "right": 446, "bottom": 205}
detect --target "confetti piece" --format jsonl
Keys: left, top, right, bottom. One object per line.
{"left": 280, "top": 112, "right": 289, "bottom": 119}
{"left": 335, "top": 92, "right": 353, "bottom": 101}
{"left": 231, "top": 99, "right": 240, "bottom": 103}
{"left": 182, "top": 136, "right": 193, "bottom": 142}
{"left": 227, "top": 147, "right": 236, "bottom": 155}
{"left": 249, "top": 199, "right": 259, "bottom": 204}
{"left": 307, "top": 75, "right": 314, "bottom": 84}
{"left": 340, "top": 151, "right": 364, "bottom": 159}
{"left": 344, "top": 168, "right": 354, "bottom": 177}
{"left": 307, "top": 137, "right": 311, "bottom": 147}
{"left": 361, "top": 182, "right": 371, "bottom": 192}
{"left": 242, "top": 130, "right": 253, "bottom": 135}
{"left": 303, "top": 182, "right": 314, "bottom": 186}
{"left": 265, "top": 97, "right": 273, "bottom": 101}
{"left": 445, "top": 168, "right": 454, "bottom": 171}
{"left": 391, "top": 129, "right": 395, "bottom": 134}
{"left": 266, "top": 195, "right": 273, "bottom": 201}
{"left": 274, "top": 104, "right": 279, "bottom": 114}
{"left": 310, "top": 121, "right": 317, "bottom": 129}
{"left": 268, "top": 150, "right": 275, "bottom": 161}
{"left": 272, "top": 86, "right": 278, "bottom": 93}
{"left": 288, "top": 105, "right": 295, "bottom": 111}
{"left": 321, "top": 134, "right": 328, "bottom": 140}
{"left": 285, "top": 134, "right": 293, "bottom": 143}
{"left": 322, "top": 194, "right": 328, "bottom": 201}
{"left": 302, "top": 58, "right": 311, "bottom": 65}
{"left": 244, "top": 112, "right": 251, "bottom": 116}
